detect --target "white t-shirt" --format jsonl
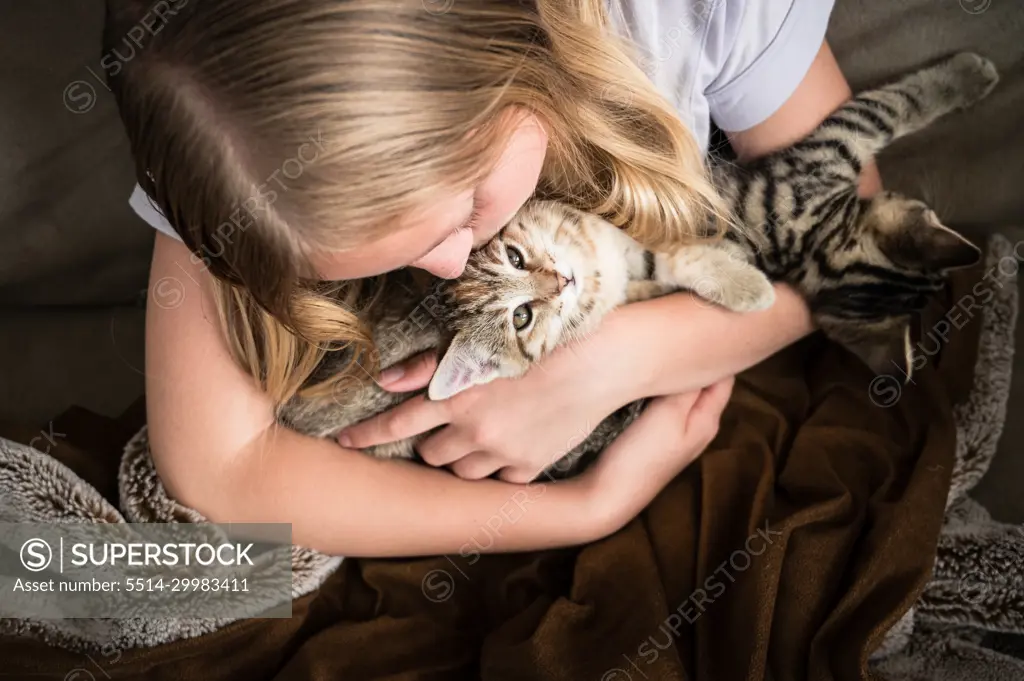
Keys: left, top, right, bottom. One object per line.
{"left": 129, "top": 0, "right": 835, "bottom": 238}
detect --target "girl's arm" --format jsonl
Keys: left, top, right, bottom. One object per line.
{"left": 727, "top": 41, "right": 883, "bottom": 198}
{"left": 145, "top": 233, "right": 726, "bottom": 557}
{"left": 592, "top": 285, "right": 811, "bottom": 404}
{"left": 341, "top": 283, "right": 813, "bottom": 486}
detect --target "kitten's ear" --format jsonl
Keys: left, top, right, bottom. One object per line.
{"left": 428, "top": 333, "right": 502, "bottom": 401}
{"left": 881, "top": 209, "right": 981, "bottom": 272}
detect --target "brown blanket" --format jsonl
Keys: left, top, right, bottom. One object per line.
{"left": 0, "top": 257, "right": 1002, "bottom": 681}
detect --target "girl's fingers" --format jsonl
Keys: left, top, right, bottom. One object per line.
{"left": 685, "top": 377, "right": 735, "bottom": 438}
{"left": 338, "top": 394, "right": 450, "bottom": 448}
{"left": 496, "top": 466, "right": 538, "bottom": 485}
{"left": 377, "top": 351, "right": 439, "bottom": 392}
{"left": 647, "top": 390, "right": 702, "bottom": 422}
{"left": 448, "top": 452, "right": 503, "bottom": 480}
{"left": 417, "top": 426, "right": 478, "bottom": 468}
{"left": 698, "top": 376, "right": 735, "bottom": 413}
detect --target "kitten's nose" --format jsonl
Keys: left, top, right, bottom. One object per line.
{"left": 554, "top": 272, "right": 569, "bottom": 293}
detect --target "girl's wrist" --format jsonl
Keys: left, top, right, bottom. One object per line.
{"left": 598, "top": 287, "right": 816, "bottom": 400}
{"left": 586, "top": 457, "right": 674, "bottom": 538}
{"left": 571, "top": 468, "right": 630, "bottom": 540}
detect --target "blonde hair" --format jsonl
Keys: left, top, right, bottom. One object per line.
{"left": 106, "top": 0, "right": 731, "bottom": 406}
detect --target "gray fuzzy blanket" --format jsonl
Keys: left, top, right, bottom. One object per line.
{"left": 0, "top": 426, "right": 342, "bottom": 651}
{"left": 870, "top": 233, "right": 1023, "bottom": 677}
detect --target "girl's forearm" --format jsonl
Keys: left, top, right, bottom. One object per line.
{"left": 600, "top": 283, "right": 814, "bottom": 401}
{"left": 208, "top": 425, "right": 610, "bottom": 558}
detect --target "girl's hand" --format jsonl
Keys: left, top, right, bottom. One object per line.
{"left": 582, "top": 377, "right": 734, "bottom": 528}
{"left": 338, "top": 283, "right": 803, "bottom": 483}
{"left": 338, "top": 325, "right": 647, "bottom": 483}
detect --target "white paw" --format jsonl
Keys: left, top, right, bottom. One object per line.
{"left": 691, "top": 269, "right": 775, "bottom": 313}
{"left": 946, "top": 52, "right": 1000, "bottom": 105}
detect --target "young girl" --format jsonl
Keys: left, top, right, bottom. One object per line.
{"left": 108, "top": 0, "right": 879, "bottom": 557}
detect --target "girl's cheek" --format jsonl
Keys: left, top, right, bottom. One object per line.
{"left": 451, "top": 112, "right": 549, "bottom": 249}
{"left": 479, "top": 157, "right": 546, "bottom": 238}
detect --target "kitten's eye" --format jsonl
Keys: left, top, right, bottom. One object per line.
{"left": 512, "top": 303, "right": 533, "bottom": 330}
{"left": 506, "top": 246, "right": 525, "bottom": 270}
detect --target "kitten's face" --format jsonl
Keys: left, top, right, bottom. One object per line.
{"left": 818, "top": 191, "right": 981, "bottom": 378}
{"left": 858, "top": 192, "right": 980, "bottom": 273}
{"left": 427, "top": 201, "right": 605, "bottom": 400}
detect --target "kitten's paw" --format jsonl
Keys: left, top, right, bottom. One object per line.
{"left": 942, "top": 52, "right": 1000, "bottom": 107}
{"left": 692, "top": 268, "right": 775, "bottom": 313}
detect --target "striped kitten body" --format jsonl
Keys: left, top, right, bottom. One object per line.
{"left": 713, "top": 52, "right": 996, "bottom": 377}
{"left": 279, "top": 201, "right": 774, "bottom": 475}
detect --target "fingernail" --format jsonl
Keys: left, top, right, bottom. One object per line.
{"left": 338, "top": 433, "right": 353, "bottom": 447}
{"left": 379, "top": 365, "right": 405, "bottom": 386}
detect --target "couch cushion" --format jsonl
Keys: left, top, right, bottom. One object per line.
{"left": 0, "top": 0, "right": 151, "bottom": 307}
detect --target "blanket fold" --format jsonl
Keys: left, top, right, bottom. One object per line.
{"left": 0, "top": 234, "right": 1019, "bottom": 681}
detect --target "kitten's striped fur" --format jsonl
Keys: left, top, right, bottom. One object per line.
{"left": 280, "top": 52, "right": 998, "bottom": 478}
{"left": 714, "top": 52, "right": 995, "bottom": 376}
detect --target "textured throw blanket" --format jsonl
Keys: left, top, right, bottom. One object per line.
{"left": 0, "top": 234, "right": 1019, "bottom": 680}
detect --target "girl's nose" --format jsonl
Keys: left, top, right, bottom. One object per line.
{"left": 411, "top": 227, "right": 474, "bottom": 279}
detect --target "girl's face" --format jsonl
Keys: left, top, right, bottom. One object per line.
{"left": 312, "top": 109, "right": 548, "bottom": 281}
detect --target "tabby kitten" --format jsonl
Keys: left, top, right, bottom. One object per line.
{"left": 279, "top": 201, "right": 775, "bottom": 474}
{"left": 713, "top": 52, "right": 997, "bottom": 378}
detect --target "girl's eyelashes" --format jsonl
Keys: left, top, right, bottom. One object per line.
{"left": 457, "top": 197, "right": 482, "bottom": 233}
{"left": 460, "top": 206, "right": 482, "bottom": 232}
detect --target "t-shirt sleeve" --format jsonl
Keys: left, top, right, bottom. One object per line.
{"left": 129, "top": 182, "right": 183, "bottom": 241}
{"left": 705, "top": 0, "right": 835, "bottom": 133}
